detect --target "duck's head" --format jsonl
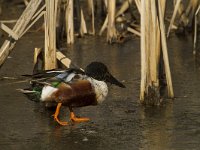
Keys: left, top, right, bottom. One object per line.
{"left": 85, "top": 62, "right": 125, "bottom": 88}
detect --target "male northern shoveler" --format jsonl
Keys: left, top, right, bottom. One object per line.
{"left": 19, "top": 62, "right": 125, "bottom": 126}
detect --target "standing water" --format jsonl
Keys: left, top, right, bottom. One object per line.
{"left": 0, "top": 33, "right": 200, "bottom": 150}
{"left": 0, "top": 1, "right": 200, "bottom": 150}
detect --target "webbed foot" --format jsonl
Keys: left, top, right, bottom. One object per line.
{"left": 70, "top": 112, "right": 90, "bottom": 123}
{"left": 53, "top": 103, "right": 69, "bottom": 126}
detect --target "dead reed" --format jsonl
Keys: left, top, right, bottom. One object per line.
{"left": 140, "top": 0, "right": 174, "bottom": 105}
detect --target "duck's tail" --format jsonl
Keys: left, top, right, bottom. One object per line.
{"left": 17, "top": 88, "right": 41, "bottom": 102}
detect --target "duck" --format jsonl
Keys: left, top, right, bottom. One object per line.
{"left": 19, "top": 62, "right": 125, "bottom": 126}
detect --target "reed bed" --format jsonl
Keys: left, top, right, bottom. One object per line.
{"left": 1, "top": 0, "right": 200, "bottom": 104}
{"left": 140, "top": 0, "right": 174, "bottom": 105}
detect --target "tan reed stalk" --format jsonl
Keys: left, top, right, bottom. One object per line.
{"left": 116, "top": 0, "right": 133, "bottom": 17}
{"left": 79, "top": 8, "right": 87, "bottom": 37}
{"left": 99, "top": 15, "right": 108, "bottom": 36}
{"left": 24, "top": 0, "right": 29, "bottom": 6}
{"left": 140, "top": 0, "right": 146, "bottom": 101}
{"left": 145, "top": 0, "right": 150, "bottom": 87}
{"left": 149, "top": 0, "right": 158, "bottom": 85}
{"left": 185, "top": 0, "right": 199, "bottom": 19}
{"left": 140, "top": 0, "right": 174, "bottom": 103}
{"left": 127, "top": 27, "right": 141, "bottom": 36}
{"left": 193, "top": 4, "right": 200, "bottom": 54}
{"left": 44, "top": 0, "right": 58, "bottom": 70}
{"left": 56, "top": 51, "right": 71, "bottom": 68}
{"left": 107, "top": 0, "right": 117, "bottom": 43}
{"left": 66, "top": 0, "right": 74, "bottom": 44}
{"left": 88, "top": 0, "right": 95, "bottom": 35}
{"left": 167, "top": 0, "right": 181, "bottom": 37}
{"left": 0, "top": 0, "right": 43, "bottom": 67}
{"left": 158, "top": 0, "right": 174, "bottom": 98}
{"left": 134, "top": 0, "right": 141, "bottom": 14}
{"left": 34, "top": 48, "right": 42, "bottom": 67}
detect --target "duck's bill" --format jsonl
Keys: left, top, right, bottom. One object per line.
{"left": 106, "top": 73, "right": 126, "bottom": 88}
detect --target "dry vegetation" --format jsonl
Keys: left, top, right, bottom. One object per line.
{"left": 0, "top": 0, "right": 199, "bottom": 104}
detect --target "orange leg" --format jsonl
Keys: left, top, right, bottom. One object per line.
{"left": 53, "top": 103, "right": 69, "bottom": 126}
{"left": 69, "top": 107, "right": 90, "bottom": 123}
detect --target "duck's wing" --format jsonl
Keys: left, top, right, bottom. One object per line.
{"left": 22, "top": 68, "right": 85, "bottom": 80}
{"left": 55, "top": 68, "right": 86, "bottom": 83}
{"left": 22, "top": 69, "right": 67, "bottom": 79}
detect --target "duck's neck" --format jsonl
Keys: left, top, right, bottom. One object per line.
{"left": 88, "top": 78, "right": 108, "bottom": 104}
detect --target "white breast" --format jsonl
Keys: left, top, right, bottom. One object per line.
{"left": 88, "top": 78, "right": 108, "bottom": 104}
{"left": 40, "top": 86, "right": 58, "bottom": 102}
